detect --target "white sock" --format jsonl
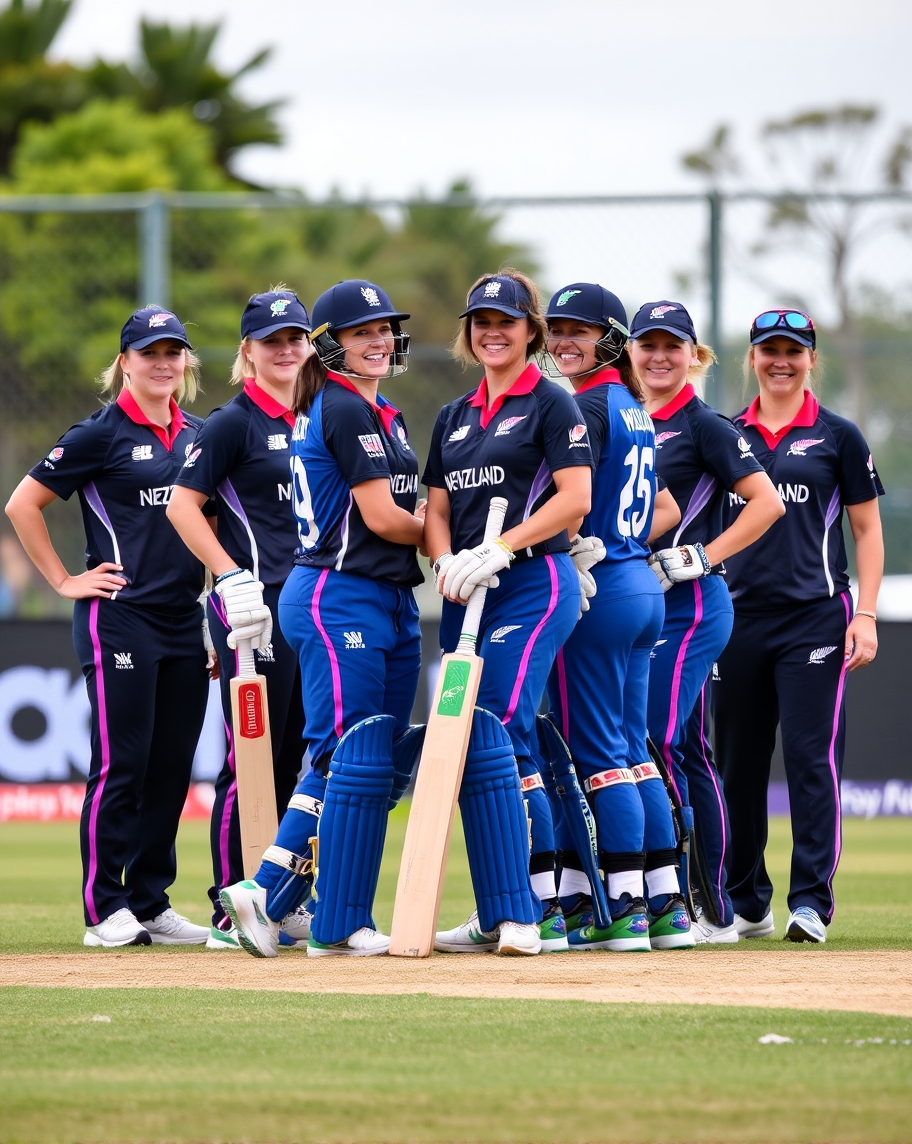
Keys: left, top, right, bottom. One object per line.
{"left": 645, "top": 865, "right": 680, "bottom": 898}
{"left": 607, "top": 869, "right": 643, "bottom": 900}
{"left": 531, "top": 870, "right": 557, "bottom": 900}
{"left": 558, "top": 867, "right": 591, "bottom": 896}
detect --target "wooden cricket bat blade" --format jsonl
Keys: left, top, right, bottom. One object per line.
{"left": 230, "top": 673, "right": 278, "bottom": 879}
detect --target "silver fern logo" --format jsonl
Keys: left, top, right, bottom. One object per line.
{"left": 490, "top": 624, "right": 521, "bottom": 644}
{"left": 808, "top": 645, "right": 838, "bottom": 665}
{"left": 788, "top": 438, "right": 825, "bottom": 457}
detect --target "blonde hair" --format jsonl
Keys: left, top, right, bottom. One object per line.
{"left": 99, "top": 347, "right": 200, "bottom": 404}
{"left": 231, "top": 282, "right": 295, "bottom": 385}
{"left": 451, "top": 268, "right": 548, "bottom": 368}
{"left": 742, "top": 345, "right": 821, "bottom": 400}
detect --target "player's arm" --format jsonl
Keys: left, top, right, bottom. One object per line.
{"left": 5, "top": 476, "right": 126, "bottom": 599}
{"left": 500, "top": 466, "right": 591, "bottom": 553}
{"left": 844, "top": 497, "right": 883, "bottom": 671}
{"left": 648, "top": 486, "right": 681, "bottom": 543}
{"left": 702, "top": 470, "right": 783, "bottom": 567}
{"left": 351, "top": 479, "right": 425, "bottom": 546}
{"left": 167, "top": 485, "right": 236, "bottom": 577}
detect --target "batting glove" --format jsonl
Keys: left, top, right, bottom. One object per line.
{"left": 215, "top": 568, "right": 273, "bottom": 649}
{"left": 433, "top": 552, "right": 455, "bottom": 595}
{"left": 647, "top": 543, "right": 712, "bottom": 592}
{"left": 569, "top": 534, "right": 607, "bottom": 574}
{"left": 444, "top": 538, "right": 514, "bottom": 602}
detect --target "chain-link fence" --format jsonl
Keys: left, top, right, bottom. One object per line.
{"left": 1, "top": 189, "right": 910, "bottom": 615}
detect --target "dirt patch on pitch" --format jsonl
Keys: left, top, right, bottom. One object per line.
{"left": 2, "top": 949, "right": 910, "bottom": 1015}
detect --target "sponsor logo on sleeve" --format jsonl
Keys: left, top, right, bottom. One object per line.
{"left": 494, "top": 415, "right": 527, "bottom": 437}
{"left": 568, "top": 423, "right": 589, "bottom": 448}
{"left": 267, "top": 434, "right": 288, "bottom": 450}
{"left": 787, "top": 438, "right": 825, "bottom": 457}
{"left": 737, "top": 435, "right": 754, "bottom": 459}
{"left": 131, "top": 445, "right": 153, "bottom": 461}
{"left": 358, "top": 433, "right": 385, "bottom": 458}
{"left": 448, "top": 425, "right": 471, "bottom": 443}
{"left": 183, "top": 448, "right": 202, "bottom": 468}
{"left": 360, "top": 287, "right": 381, "bottom": 307}
{"left": 44, "top": 446, "right": 64, "bottom": 469}
{"left": 808, "top": 645, "right": 838, "bottom": 665}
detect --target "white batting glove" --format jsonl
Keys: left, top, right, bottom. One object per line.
{"left": 648, "top": 543, "right": 712, "bottom": 592}
{"left": 433, "top": 552, "right": 455, "bottom": 595}
{"left": 569, "top": 534, "right": 607, "bottom": 574}
{"left": 444, "top": 538, "right": 514, "bottom": 602}
{"left": 577, "top": 567, "right": 597, "bottom": 612}
{"left": 215, "top": 569, "right": 273, "bottom": 650}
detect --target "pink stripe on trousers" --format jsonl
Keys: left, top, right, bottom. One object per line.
{"left": 824, "top": 592, "right": 851, "bottom": 916}
{"left": 84, "top": 598, "right": 112, "bottom": 925}
{"left": 662, "top": 580, "right": 704, "bottom": 802}
{"left": 555, "top": 647, "right": 570, "bottom": 743}
{"left": 311, "top": 569, "right": 344, "bottom": 739}
{"left": 504, "top": 556, "right": 559, "bottom": 726}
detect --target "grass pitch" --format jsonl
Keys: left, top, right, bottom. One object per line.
{"left": 1, "top": 811, "right": 911, "bottom": 1142}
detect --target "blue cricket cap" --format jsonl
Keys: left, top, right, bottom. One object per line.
{"left": 546, "top": 283, "right": 628, "bottom": 332}
{"left": 241, "top": 290, "right": 311, "bottom": 340}
{"left": 460, "top": 275, "right": 532, "bottom": 319}
{"left": 121, "top": 307, "right": 192, "bottom": 352}
{"left": 311, "top": 280, "right": 408, "bottom": 335}
{"left": 630, "top": 300, "right": 698, "bottom": 343}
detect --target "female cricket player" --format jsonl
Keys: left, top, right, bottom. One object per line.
{"left": 541, "top": 282, "right": 693, "bottom": 951}
{"left": 168, "top": 288, "right": 311, "bottom": 950}
{"left": 5, "top": 307, "right": 212, "bottom": 947}
{"left": 220, "top": 279, "right": 426, "bottom": 958}
{"left": 631, "top": 300, "right": 783, "bottom": 943}
{"left": 714, "top": 308, "right": 884, "bottom": 944}
{"left": 427, "top": 270, "right": 591, "bottom": 956}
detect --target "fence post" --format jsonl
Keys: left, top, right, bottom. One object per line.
{"left": 139, "top": 193, "right": 170, "bottom": 307}
{"left": 706, "top": 191, "right": 723, "bottom": 408}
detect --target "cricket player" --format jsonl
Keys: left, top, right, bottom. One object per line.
{"left": 220, "top": 280, "right": 425, "bottom": 958}
{"left": 714, "top": 308, "right": 883, "bottom": 944}
{"left": 168, "top": 289, "right": 311, "bottom": 949}
{"left": 427, "top": 270, "right": 591, "bottom": 956}
{"left": 631, "top": 300, "right": 783, "bottom": 943}
{"left": 5, "top": 308, "right": 212, "bottom": 947}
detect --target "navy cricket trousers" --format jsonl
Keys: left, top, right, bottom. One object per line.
{"left": 713, "top": 591, "right": 852, "bottom": 926}
{"left": 74, "top": 597, "right": 208, "bottom": 926}
{"left": 207, "top": 583, "right": 304, "bottom": 923}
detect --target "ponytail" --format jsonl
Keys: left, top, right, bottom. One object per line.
{"left": 294, "top": 353, "right": 328, "bottom": 415}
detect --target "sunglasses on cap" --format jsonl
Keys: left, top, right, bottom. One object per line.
{"left": 750, "top": 309, "right": 816, "bottom": 348}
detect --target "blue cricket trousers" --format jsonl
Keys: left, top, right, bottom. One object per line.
{"left": 713, "top": 592, "right": 852, "bottom": 926}
{"left": 73, "top": 597, "right": 208, "bottom": 926}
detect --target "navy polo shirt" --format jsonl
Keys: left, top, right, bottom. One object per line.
{"left": 723, "top": 391, "right": 884, "bottom": 610}
{"left": 573, "top": 369, "right": 657, "bottom": 563}
{"left": 423, "top": 363, "right": 591, "bottom": 557}
{"left": 174, "top": 379, "right": 300, "bottom": 588}
{"left": 29, "top": 390, "right": 208, "bottom": 611}
{"left": 651, "top": 383, "right": 765, "bottom": 552}
{"left": 289, "top": 372, "right": 422, "bottom": 587}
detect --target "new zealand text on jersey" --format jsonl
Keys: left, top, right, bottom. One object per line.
{"left": 390, "top": 473, "right": 419, "bottom": 495}
{"left": 445, "top": 465, "right": 506, "bottom": 492}
{"left": 139, "top": 485, "right": 174, "bottom": 506}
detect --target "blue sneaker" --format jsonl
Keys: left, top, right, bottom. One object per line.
{"left": 648, "top": 894, "right": 695, "bottom": 950}
{"left": 568, "top": 897, "right": 651, "bottom": 952}
{"left": 785, "top": 906, "right": 826, "bottom": 944}
{"left": 539, "top": 900, "right": 569, "bottom": 952}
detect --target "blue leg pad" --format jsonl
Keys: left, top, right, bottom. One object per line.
{"left": 311, "top": 715, "right": 395, "bottom": 946}
{"left": 256, "top": 768, "right": 326, "bottom": 915}
{"left": 638, "top": 775, "right": 678, "bottom": 852}
{"left": 389, "top": 723, "right": 426, "bottom": 809}
{"left": 459, "top": 708, "right": 541, "bottom": 933}
{"left": 517, "top": 756, "right": 555, "bottom": 856}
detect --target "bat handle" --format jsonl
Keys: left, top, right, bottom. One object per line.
{"left": 456, "top": 496, "right": 508, "bottom": 655}
{"left": 235, "top": 637, "right": 257, "bottom": 680}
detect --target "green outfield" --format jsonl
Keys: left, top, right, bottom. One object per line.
{"left": 1, "top": 812, "right": 911, "bottom": 1143}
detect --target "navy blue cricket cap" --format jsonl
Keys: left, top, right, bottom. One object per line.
{"left": 459, "top": 275, "right": 532, "bottom": 319}
{"left": 241, "top": 290, "right": 311, "bottom": 341}
{"left": 630, "top": 300, "right": 698, "bottom": 343}
{"left": 311, "top": 280, "right": 408, "bottom": 336}
{"left": 120, "top": 307, "right": 192, "bottom": 352}
{"left": 546, "top": 283, "right": 628, "bottom": 332}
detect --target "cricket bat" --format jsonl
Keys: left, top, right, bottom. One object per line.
{"left": 389, "top": 495, "right": 509, "bottom": 958}
{"left": 230, "top": 638, "right": 278, "bottom": 878}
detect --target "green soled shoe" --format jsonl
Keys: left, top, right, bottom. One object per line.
{"left": 539, "top": 900, "right": 569, "bottom": 952}
{"left": 648, "top": 894, "right": 696, "bottom": 950}
{"left": 561, "top": 892, "right": 594, "bottom": 934}
{"left": 568, "top": 898, "right": 651, "bottom": 952}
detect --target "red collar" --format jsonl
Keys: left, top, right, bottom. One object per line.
{"left": 326, "top": 370, "right": 400, "bottom": 435}
{"left": 650, "top": 383, "right": 696, "bottom": 422}
{"left": 243, "top": 378, "right": 295, "bottom": 429}
{"left": 741, "top": 389, "right": 819, "bottom": 450}
{"left": 574, "top": 367, "right": 623, "bottom": 396}
{"left": 116, "top": 388, "right": 186, "bottom": 451}
{"left": 469, "top": 362, "right": 542, "bottom": 429}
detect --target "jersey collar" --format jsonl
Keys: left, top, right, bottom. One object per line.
{"left": 741, "top": 389, "right": 819, "bottom": 450}
{"left": 469, "top": 362, "right": 542, "bottom": 429}
{"left": 573, "top": 367, "right": 623, "bottom": 395}
{"left": 242, "top": 377, "right": 295, "bottom": 428}
{"left": 116, "top": 388, "right": 186, "bottom": 451}
{"left": 326, "top": 370, "right": 400, "bottom": 435}
{"left": 650, "top": 382, "right": 696, "bottom": 421}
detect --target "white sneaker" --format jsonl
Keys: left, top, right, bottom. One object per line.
{"left": 435, "top": 911, "right": 498, "bottom": 953}
{"left": 497, "top": 921, "right": 542, "bottom": 956}
{"left": 84, "top": 908, "right": 151, "bottom": 948}
{"left": 219, "top": 880, "right": 279, "bottom": 958}
{"left": 786, "top": 906, "right": 827, "bottom": 944}
{"left": 139, "top": 908, "right": 209, "bottom": 945}
{"left": 692, "top": 916, "right": 740, "bottom": 944}
{"left": 307, "top": 926, "right": 390, "bottom": 957}
{"left": 279, "top": 901, "right": 313, "bottom": 947}
{"left": 206, "top": 922, "right": 241, "bottom": 950}
{"left": 734, "top": 910, "right": 775, "bottom": 938}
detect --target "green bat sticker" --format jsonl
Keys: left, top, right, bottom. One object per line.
{"left": 437, "top": 660, "right": 470, "bottom": 717}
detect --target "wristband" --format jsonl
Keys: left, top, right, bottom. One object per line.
{"left": 493, "top": 536, "right": 515, "bottom": 561}
{"left": 855, "top": 610, "right": 877, "bottom": 621}
{"left": 433, "top": 553, "right": 453, "bottom": 577}
{"left": 214, "top": 567, "right": 245, "bottom": 585}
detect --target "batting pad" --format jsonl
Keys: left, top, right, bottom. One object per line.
{"left": 389, "top": 723, "right": 426, "bottom": 809}
{"left": 260, "top": 769, "right": 327, "bottom": 920}
{"left": 311, "top": 715, "right": 395, "bottom": 946}
{"left": 459, "top": 709, "right": 540, "bottom": 934}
